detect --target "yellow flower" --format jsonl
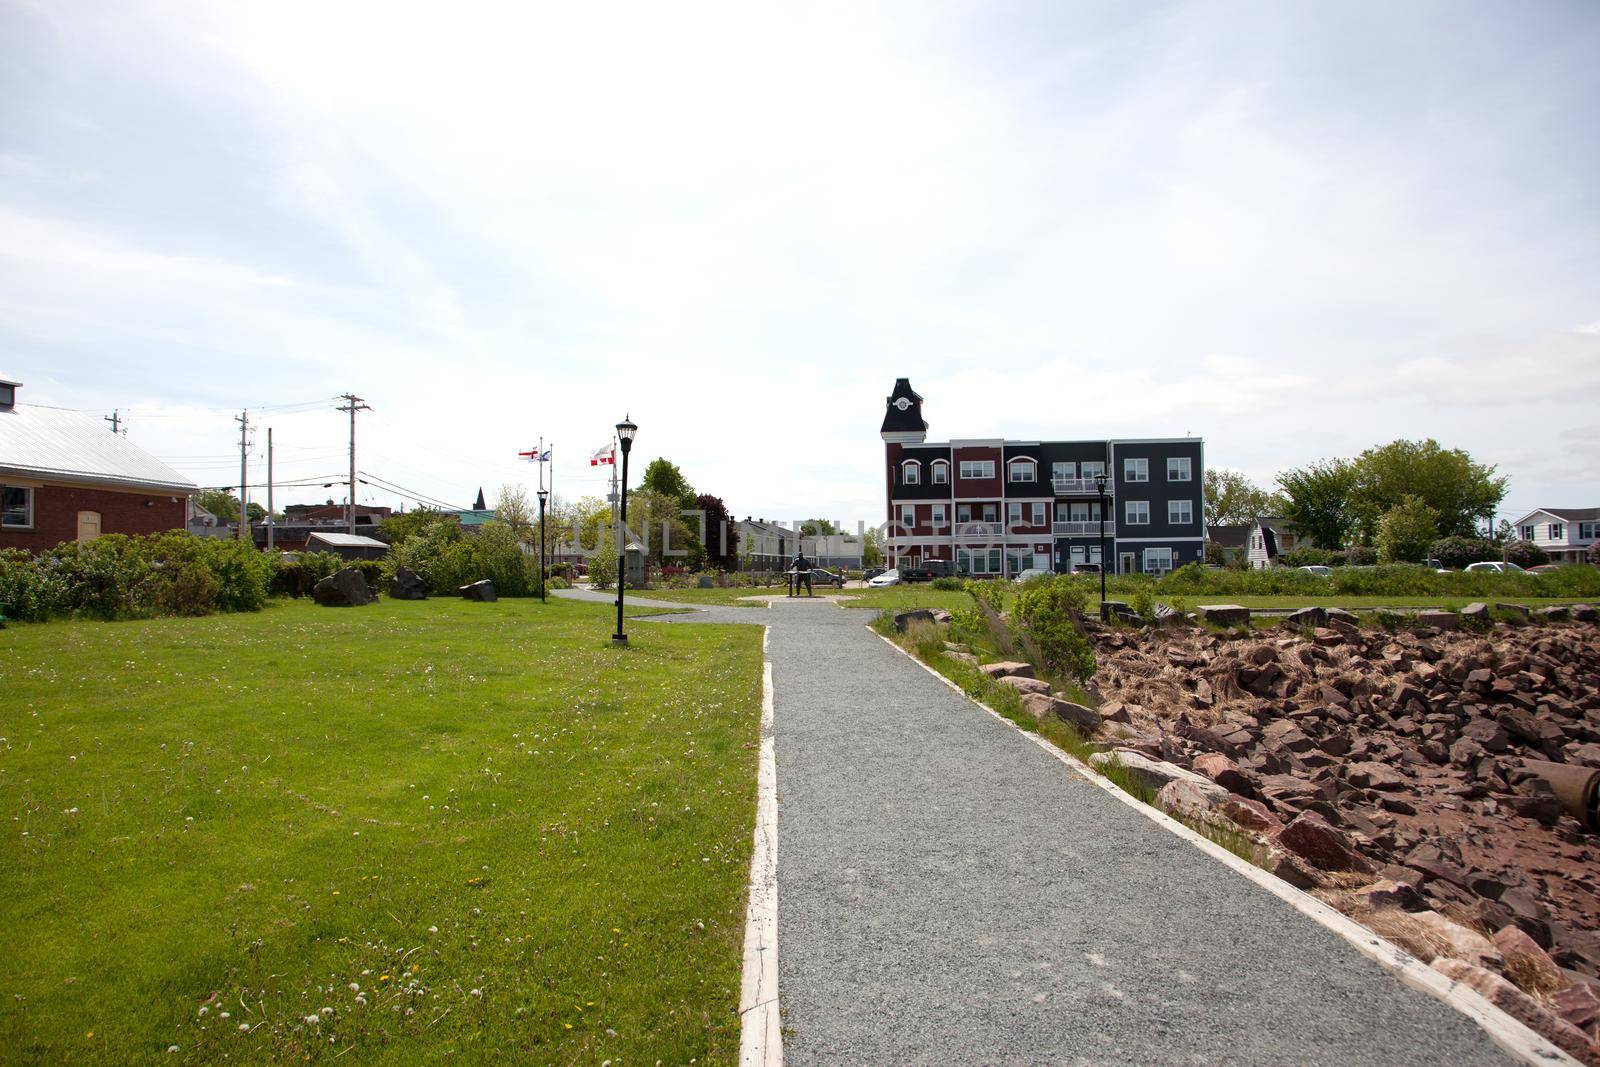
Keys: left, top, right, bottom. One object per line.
{"left": 563, "top": 1023, "right": 573, "bottom": 1030}
{"left": 86, "top": 1031, "right": 94, "bottom": 1039}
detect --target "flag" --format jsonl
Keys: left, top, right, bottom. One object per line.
{"left": 539, "top": 448, "right": 552, "bottom": 462}
{"left": 517, "top": 447, "right": 539, "bottom": 461}
{"left": 590, "top": 444, "right": 615, "bottom": 466}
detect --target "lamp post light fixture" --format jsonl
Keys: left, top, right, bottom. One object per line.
{"left": 612, "top": 415, "right": 638, "bottom": 645}
{"left": 536, "top": 487, "right": 549, "bottom": 605}
{"left": 1094, "top": 472, "right": 1109, "bottom": 621}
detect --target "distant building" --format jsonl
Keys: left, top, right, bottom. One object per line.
{"left": 0, "top": 377, "right": 194, "bottom": 549}
{"left": 880, "top": 378, "right": 1205, "bottom": 577}
{"left": 1245, "top": 517, "right": 1298, "bottom": 569}
{"left": 284, "top": 502, "right": 392, "bottom": 525}
{"left": 1511, "top": 508, "right": 1598, "bottom": 565}
{"left": 737, "top": 518, "right": 794, "bottom": 571}
{"left": 305, "top": 531, "right": 389, "bottom": 560}
{"left": 1207, "top": 524, "right": 1250, "bottom": 565}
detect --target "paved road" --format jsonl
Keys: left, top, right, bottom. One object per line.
{"left": 557, "top": 590, "right": 1514, "bottom": 1064}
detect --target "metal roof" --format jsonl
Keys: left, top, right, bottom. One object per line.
{"left": 307, "top": 532, "right": 389, "bottom": 549}
{"left": 0, "top": 404, "right": 196, "bottom": 493}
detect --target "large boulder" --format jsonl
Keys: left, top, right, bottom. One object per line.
{"left": 1415, "top": 609, "right": 1461, "bottom": 631}
{"left": 1285, "top": 606, "right": 1328, "bottom": 629}
{"left": 313, "top": 568, "right": 376, "bottom": 607}
{"left": 1413, "top": 912, "right": 1504, "bottom": 970}
{"left": 1275, "top": 812, "right": 1374, "bottom": 873}
{"left": 1198, "top": 604, "right": 1250, "bottom": 627}
{"left": 389, "top": 566, "right": 427, "bottom": 600}
{"left": 1021, "top": 693, "right": 1102, "bottom": 734}
{"left": 893, "top": 608, "right": 936, "bottom": 632}
{"left": 1156, "top": 777, "right": 1228, "bottom": 820}
{"left": 458, "top": 579, "right": 497, "bottom": 602}
{"left": 1346, "top": 761, "right": 1408, "bottom": 791}
{"left": 1089, "top": 749, "right": 1217, "bottom": 795}
{"left": 998, "top": 675, "right": 1051, "bottom": 696}
{"left": 979, "top": 661, "right": 1035, "bottom": 680}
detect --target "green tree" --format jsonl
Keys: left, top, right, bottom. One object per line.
{"left": 640, "top": 458, "right": 696, "bottom": 507}
{"left": 1375, "top": 495, "right": 1439, "bottom": 564}
{"left": 799, "top": 519, "right": 840, "bottom": 536}
{"left": 1204, "top": 469, "right": 1286, "bottom": 527}
{"left": 1348, "top": 439, "right": 1506, "bottom": 542}
{"left": 695, "top": 493, "right": 739, "bottom": 569}
{"left": 1504, "top": 540, "right": 1548, "bottom": 568}
{"left": 862, "top": 527, "right": 884, "bottom": 568}
{"left": 197, "top": 490, "right": 265, "bottom": 523}
{"left": 380, "top": 508, "right": 457, "bottom": 546}
{"left": 493, "top": 484, "right": 535, "bottom": 539}
{"left": 1428, "top": 535, "right": 1497, "bottom": 570}
{"left": 1276, "top": 459, "right": 1357, "bottom": 549}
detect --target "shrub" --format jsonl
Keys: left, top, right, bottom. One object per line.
{"left": 1279, "top": 547, "right": 1335, "bottom": 568}
{"left": 1376, "top": 496, "right": 1439, "bottom": 564}
{"left": 1429, "top": 536, "right": 1497, "bottom": 570}
{"left": 1590, "top": 541, "right": 1600, "bottom": 566}
{"left": 1343, "top": 546, "right": 1377, "bottom": 566}
{"left": 1504, "top": 540, "right": 1548, "bottom": 568}
{"left": 1008, "top": 577, "right": 1095, "bottom": 682}
{"left": 1129, "top": 584, "right": 1156, "bottom": 619}
{"left": 930, "top": 576, "right": 965, "bottom": 591}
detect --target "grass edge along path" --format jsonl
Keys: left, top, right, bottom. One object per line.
{"left": 1, "top": 596, "right": 764, "bottom": 1063}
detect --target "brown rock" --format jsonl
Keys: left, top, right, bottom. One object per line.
{"left": 1267, "top": 847, "right": 1326, "bottom": 889}
{"left": 1157, "top": 778, "right": 1228, "bottom": 820}
{"left": 1414, "top": 912, "right": 1505, "bottom": 970}
{"left": 998, "top": 675, "right": 1051, "bottom": 696}
{"left": 1021, "top": 692, "right": 1102, "bottom": 734}
{"left": 1350, "top": 879, "right": 1425, "bottom": 912}
{"left": 1220, "top": 796, "right": 1284, "bottom": 835}
{"left": 1431, "top": 958, "right": 1599, "bottom": 1065}
{"left": 1347, "top": 760, "right": 1408, "bottom": 791}
{"left": 1552, "top": 982, "right": 1600, "bottom": 1039}
{"left": 980, "top": 661, "right": 1035, "bottom": 680}
{"left": 1494, "top": 926, "right": 1566, "bottom": 995}
{"left": 1275, "top": 813, "right": 1375, "bottom": 874}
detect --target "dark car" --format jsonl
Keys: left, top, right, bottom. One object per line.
{"left": 862, "top": 567, "right": 887, "bottom": 582}
{"left": 1069, "top": 562, "right": 1101, "bottom": 575}
{"left": 808, "top": 567, "right": 846, "bottom": 588}
{"left": 899, "top": 560, "right": 955, "bottom": 582}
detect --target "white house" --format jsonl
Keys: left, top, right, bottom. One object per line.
{"left": 1245, "top": 516, "right": 1298, "bottom": 569}
{"left": 1511, "top": 508, "right": 1598, "bottom": 565}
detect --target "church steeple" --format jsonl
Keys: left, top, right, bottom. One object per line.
{"left": 473, "top": 487, "right": 487, "bottom": 511}
{"left": 879, "top": 378, "right": 927, "bottom": 442}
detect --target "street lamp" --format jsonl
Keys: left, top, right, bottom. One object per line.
{"left": 613, "top": 415, "right": 637, "bottom": 645}
{"left": 536, "top": 487, "right": 549, "bottom": 605}
{"left": 1095, "top": 472, "right": 1109, "bottom": 621}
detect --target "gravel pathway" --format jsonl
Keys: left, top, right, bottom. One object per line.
{"left": 555, "top": 590, "right": 1514, "bottom": 1064}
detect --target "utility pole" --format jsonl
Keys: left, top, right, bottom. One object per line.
{"left": 266, "top": 427, "right": 275, "bottom": 551}
{"left": 336, "top": 394, "right": 370, "bottom": 535}
{"left": 104, "top": 410, "right": 121, "bottom": 434}
{"left": 235, "top": 410, "right": 249, "bottom": 542}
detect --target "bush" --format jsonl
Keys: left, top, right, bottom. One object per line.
{"left": 1376, "top": 496, "right": 1439, "bottom": 564}
{"left": 1590, "top": 541, "right": 1600, "bottom": 566}
{"left": 1343, "top": 546, "right": 1377, "bottom": 566}
{"left": 0, "top": 531, "right": 274, "bottom": 622}
{"left": 1504, "top": 540, "right": 1548, "bottom": 568}
{"left": 1279, "top": 547, "right": 1336, "bottom": 568}
{"left": 1429, "top": 536, "right": 1497, "bottom": 570}
{"left": 1008, "top": 577, "right": 1095, "bottom": 683}
{"left": 930, "top": 576, "right": 965, "bottom": 591}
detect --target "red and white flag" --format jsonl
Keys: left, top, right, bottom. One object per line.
{"left": 590, "top": 444, "right": 615, "bottom": 466}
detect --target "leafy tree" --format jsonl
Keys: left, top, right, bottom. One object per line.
{"left": 1504, "top": 540, "right": 1548, "bottom": 568}
{"left": 1375, "top": 495, "right": 1439, "bottom": 564}
{"left": 1204, "top": 469, "right": 1286, "bottom": 527}
{"left": 196, "top": 490, "right": 264, "bottom": 524}
{"left": 1348, "top": 439, "right": 1506, "bottom": 542}
{"left": 1590, "top": 540, "right": 1600, "bottom": 566}
{"left": 1493, "top": 519, "right": 1515, "bottom": 545}
{"left": 1428, "top": 536, "right": 1497, "bottom": 570}
{"left": 695, "top": 493, "right": 739, "bottom": 569}
{"left": 493, "top": 484, "right": 534, "bottom": 539}
{"left": 799, "top": 519, "right": 840, "bottom": 536}
{"left": 380, "top": 508, "right": 458, "bottom": 546}
{"left": 862, "top": 527, "right": 884, "bottom": 568}
{"left": 1277, "top": 459, "right": 1357, "bottom": 550}
{"left": 624, "top": 486, "right": 700, "bottom": 568}
{"left": 640, "top": 458, "right": 696, "bottom": 507}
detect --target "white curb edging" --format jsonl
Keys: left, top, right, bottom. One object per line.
{"left": 871, "top": 628, "right": 1576, "bottom": 1067}
{"left": 738, "top": 627, "right": 782, "bottom": 1067}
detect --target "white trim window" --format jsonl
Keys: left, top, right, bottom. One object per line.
{"left": 1005, "top": 549, "right": 1036, "bottom": 574}
{"left": 1081, "top": 461, "right": 1105, "bottom": 480}
{"left": 982, "top": 504, "right": 998, "bottom": 522}
{"left": 1051, "top": 461, "right": 1074, "bottom": 482}
{"left": 931, "top": 460, "right": 949, "bottom": 485}
{"left": 901, "top": 505, "right": 915, "bottom": 531}
{"left": 1581, "top": 522, "right": 1598, "bottom": 540}
{"left": 1008, "top": 457, "right": 1037, "bottom": 483}
{"left": 956, "top": 504, "right": 972, "bottom": 524}
{"left": 1166, "top": 457, "right": 1191, "bottom": 482}
{"left": 1168, "top": 499, "right": 1193, "bottom": 524}
{"left": 902, "top": 459, "right": 920, "bottom": 485}
{"left": 931, "top": 503, "right": 946, "bottom": 529}
{"left": 1008, "top": 501, "right": 1023, "bottom": 526}
{"left": 1125, "top": 500, "right": 1150, "bottom": 525}
{"left": 1, "top": 485, "right": 33, "bottom": 528}
{"left": 1124, "top": 457, "right": 1148, "bottom": 483}
{"left": 1520, "top": 525, "right": 1536, "bottom": 541}
{"left": 1031, "top": 502, "right": 1047, "bottom": 526}
{"left": 959, "top": 459, "right": 995, "bottom": 480}
{"left": 959, "top": 547, "right": 1003, "bottom": 575}
{"left": 1549, "top": 522, "right": 1565, "bottom": 540}
{"left": 1144, "top": 547, "right": 1174, "bottom": 574}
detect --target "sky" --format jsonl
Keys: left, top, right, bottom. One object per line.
{"left": 3, "top": 0, "right": 1598, "bottom": 529}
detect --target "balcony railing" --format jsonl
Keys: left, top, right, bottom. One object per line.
{"left": 1051, "top": 520, "right": 1106, "bottom": 537}
{"left": 1052, "top": 477, "right": 1111, "bottom": 496}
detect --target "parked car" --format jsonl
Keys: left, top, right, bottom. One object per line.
{"left": 862, "top": 567, "right": 887, "bottom": 582}
{"left": 1069, "top": 562, "right": 1101, "bottom": 575}
{"left": 808, "top": 567, "right": 846, "bottom": 588}
{"left": 1527, "top": 564, "right": 1562, "bottom": 574}
{"left": 1012, "top": 567, "right": 1053, "bottom": 583}
{"left": 1297, "top": 565, "right": 1333, "bottom": 577}
{"left": 867, "top": 569, "right": 901, "bottom": 587}
{"left": 899, "top": 560, "right": 955, "bottom": 582}
{"left": 1465, "top": 560, "right": 1527, "bottom": 574}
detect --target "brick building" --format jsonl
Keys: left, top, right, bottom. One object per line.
{"left": 0, "top": 377, "right": 195, "bottom": 550}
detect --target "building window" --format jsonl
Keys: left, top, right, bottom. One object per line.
{"left": 931, "top": 504, "right": 946, "bottom": 528}
{"left": 1, "top": 486, "right": 32, "bottom": 528}
{"left": 1006, "top": 549, "right": 1036, "bottom": 574}
{"left": 901, "top": 505, "right": 915, "bottom": 531}
{"left": 1124, "top": 457, "right": 1148, "bottom": 482}
{"left": 1007, "top": 502, "right": 1023, "bottom": 526}
{"left": 1008, "top": 458, "right": 1036, "bottom": 483}
{"left": 1168, "top": 499, "right": 1193, "bottom": 524}
{"left": 1520, "top": 525, "right": 1536, "bottom": 541}
{"left": 1581, "top": 522, "right": 1597, "bottom": 540}
{"left": 958, "top": 548, "right": 1003, "bottom": 576}
{"left": 1125, "top": 500, "right": 1150, "bottom": 525}
{"left": 959, "top": 460, "right": 995, "bottom": 480}
{"left": 1167, "top": 457, "right": 1191, "bottom": 482}
{"left": 931, "top": 461, "right": 949, "bottom": 484}
{"left": 1549, "top": 522, "right": 1564, "bottom": 540}
{"left": 1144, "top": 547, "right": 1174, "bottom": 574}
{"left": 982, "top": 504, "right": 998, "bottom": 522}
{"left": 902, "top": 460, "right": 920, "bottom": 485}
{"left": 1052, "top": 461, "right": 1074, "bottom": 482}
{"left": 956, "top": 504, "right": 972, "bottom": 523}
{"left": 1081, "top": 461, "right": 1105, "bottom": 480}
{"left": 1031, "top": 502, "right": 1047, "bottom": 526}
{"left": 0, "top": 384, "right": 13, "bottom": 409}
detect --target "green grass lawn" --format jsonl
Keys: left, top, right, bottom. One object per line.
{"left": 1, "top": 596, "right": 763, "bottom": 1063}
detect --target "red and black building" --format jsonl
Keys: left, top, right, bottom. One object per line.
{"left": 880, "top": 378, "right": 1205, "bottom": 577}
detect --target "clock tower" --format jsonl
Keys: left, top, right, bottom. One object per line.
{"left": 879, "top": 378, "right": 927, "bottom": 443}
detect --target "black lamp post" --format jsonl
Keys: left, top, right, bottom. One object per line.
{"left": 613, "top": 415, "right": 637, "bottom": 645}
{"left": 1095, "top": 472, "right": 1109, "bottom": 620}
{"left": 536, "top": 487, "right": 548, "bottom": 605}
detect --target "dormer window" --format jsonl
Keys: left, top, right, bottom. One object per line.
{"left": 0, "top": 378, "right": 17, "bottom": 410}
{"left": 1008, "top": 457, "right": 1037, "bottom": 483}
{"left": 902, "top": 459, "right": 920, "bottom": 485}
{"left": 931, "top": 460, "right": 949, "bottom": 485}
